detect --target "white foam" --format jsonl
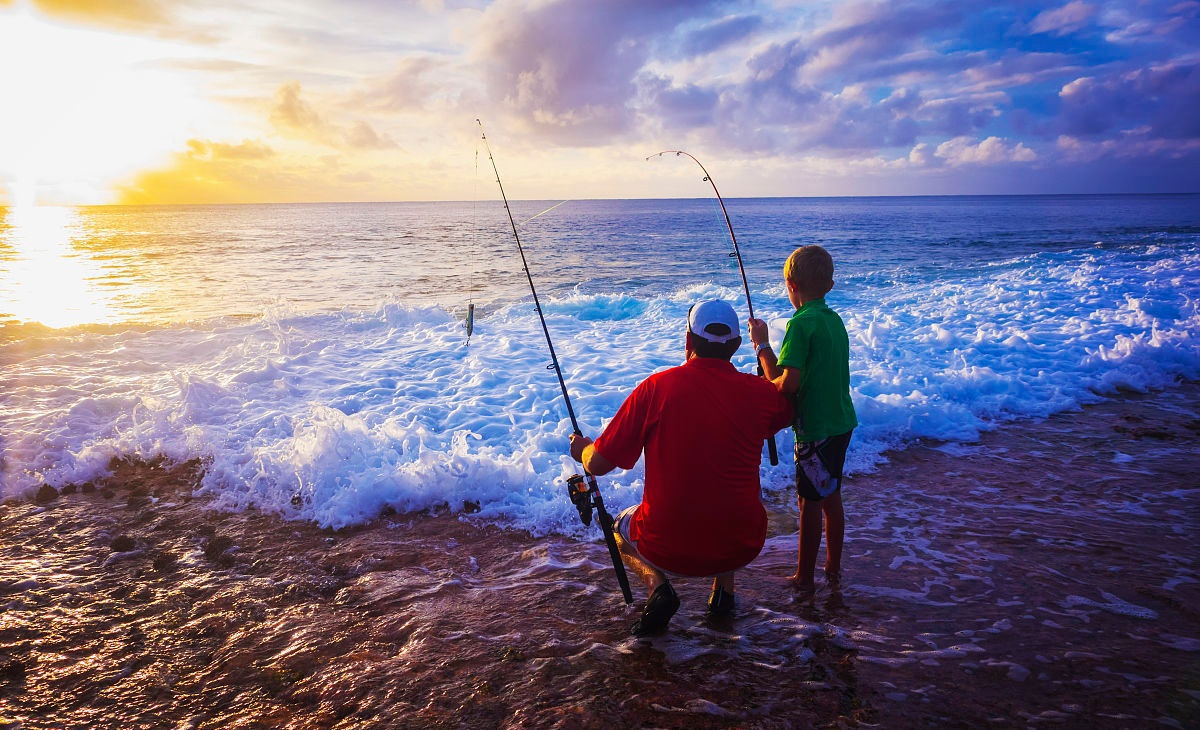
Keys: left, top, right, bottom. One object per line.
{"left": 2, "top": 241, "right": 1198, "bottom": 533}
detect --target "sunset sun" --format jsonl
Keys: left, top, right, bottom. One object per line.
{"left": 0, "top": 5, "right": 203, "bottom": 205}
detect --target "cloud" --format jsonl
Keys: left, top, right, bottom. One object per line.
{"left": 678, "top": 14, "right": 764, "bottom": 57}
{"left": 798, "top": 0, "right": 961, "bottom": 82}
{"left": 356, "top": 56, "right": 441, "bottom": 111}
{"left": 935, "top": 136, "right": 1037, "bottom": 166}
{"left": 1057, "top": 59, "right": 1200, "bottom": 139}
{"left": 26, "top": 0, "right": 223, "bottom": 43}
{"left": 1029, "top": 1, "right": 1097, "bottom": 36}
{"left": 343, "top": 120, "right": 394, "bottom": 150}
{"left": 186, "top": 138, "right": 274, "bottom": 160}
{"left": 472, "top": 0, "right": 723, "bottom": 143}
{"left": 270, "top": 82, "right": 397, "bottom": 150}
{"left": 118, "top": 137, "right": 283, "bottom": 204}
{"left": 1056, "top": 131, "right": 1200, "bottom": 162}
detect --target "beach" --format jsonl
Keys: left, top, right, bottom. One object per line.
{"left": 2, "top": 381, "right": 1196, "bottom": 729}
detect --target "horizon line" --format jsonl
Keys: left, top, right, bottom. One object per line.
{"left": 4, "top": 190, "right": 1199, "bottom": 208}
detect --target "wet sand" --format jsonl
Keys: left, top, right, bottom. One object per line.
{"left": 1, "top": 383, "right": 1197, "bottom": 729}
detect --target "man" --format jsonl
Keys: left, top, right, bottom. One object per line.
{"left": 569, "top": 300, "right": 792, "bottom": 636}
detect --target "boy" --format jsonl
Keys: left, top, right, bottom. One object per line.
{"left": 748, "top": 245, "right": 857, "bottom": 590}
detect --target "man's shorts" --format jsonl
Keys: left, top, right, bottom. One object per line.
{"left": 794, "top": 430, "right": 853, "bottom": 502}
{"left": 614, "top": 505, "right": 683, "bottom": 578}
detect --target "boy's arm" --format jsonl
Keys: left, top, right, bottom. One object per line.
{"left": 749, "top": 317, "right": 803, "bottom": 395}
{"left": 764, "top": 357, "right": 802, "bottom": 395}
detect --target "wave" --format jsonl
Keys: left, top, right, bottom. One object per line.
{"left": 2, "top": 242, "right": 1197, "bottom": 534}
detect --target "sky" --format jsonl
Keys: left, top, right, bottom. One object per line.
{"left": 0, "top": 0, "right": 1197, "bottom": 204}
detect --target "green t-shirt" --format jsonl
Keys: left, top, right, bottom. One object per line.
{"left": 776, "top": 298, "right": 857, "bottom": 443}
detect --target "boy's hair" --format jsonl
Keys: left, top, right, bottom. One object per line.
{"left": 784, "top": 245, "right": 834, "bottom": 297}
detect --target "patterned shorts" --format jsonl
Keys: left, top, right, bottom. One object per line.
{"left": 794, "top": 431, "right": 853, "bottom": 502}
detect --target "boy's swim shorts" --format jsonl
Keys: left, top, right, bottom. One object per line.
{"left": 794, "top": 431, "right": 853, "bottom": 502}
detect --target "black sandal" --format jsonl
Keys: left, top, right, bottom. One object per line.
{"left": 706, "top": 586, "right": 736, "bottom": 618}
{"left": 631, "top": 582, "right": 680, "bottom": 637}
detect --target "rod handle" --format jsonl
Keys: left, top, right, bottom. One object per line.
{"left": 757, "top": 363, "right": 780, "bottom": 465}
{"left": 592, "top": 485, "right": 634, "bottom": 604}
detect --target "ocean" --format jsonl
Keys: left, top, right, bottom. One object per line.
{"left": 1, "top": 194, "right": 1197, "bottom": 531}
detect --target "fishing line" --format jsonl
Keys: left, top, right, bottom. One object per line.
{"left": 647, "top": 150, "right": 780, "bottom": 465}
{"left": 519, "top": 199, "right": 572, "bottom": 226}
{"left": 476, "top": 119, "right": 634, "bottom": 605}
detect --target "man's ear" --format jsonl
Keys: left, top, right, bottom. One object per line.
{"left": 684, "top": 329, "right": 696, "bottom": 359}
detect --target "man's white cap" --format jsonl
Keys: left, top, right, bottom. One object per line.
{"left": 688, "top": 300, "right": 741, "bottom": 343}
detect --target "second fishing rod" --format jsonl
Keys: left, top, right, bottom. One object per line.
{"left": 648, "top": 150, "right": 780, "bottom": 466}
{"left": 476, "top": 119, "right": 634, "bottom": 605}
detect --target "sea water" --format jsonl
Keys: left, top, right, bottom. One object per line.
{"left": 1, "top": 195, "right": 1197, "bottom": 532}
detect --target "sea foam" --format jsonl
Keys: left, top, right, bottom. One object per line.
{"left": 2, "top": 241, "right": 1197, "bottom": 534}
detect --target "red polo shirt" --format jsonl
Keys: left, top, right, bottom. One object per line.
{"left": 592, "top": 357, "right": 793, "bottom": 576}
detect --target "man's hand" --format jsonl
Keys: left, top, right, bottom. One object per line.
{"left": 569, "top": 433, "right": 593, "bottom": 463}
{"left": 748, "top": 318, "right": 769, "bottom": 349}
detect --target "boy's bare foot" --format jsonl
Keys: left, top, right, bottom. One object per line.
{"left": 785, "top": 573, "right": 817, "bottom": 592}
{"left": 823, "top": 569, "right": 841, "bottom": 587}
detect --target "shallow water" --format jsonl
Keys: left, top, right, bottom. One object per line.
{"left": 1, "top": 385, "right": 1196, "bottom": 728}
{"left": 3, "top": 196, "right": 1198, "bottom": 533}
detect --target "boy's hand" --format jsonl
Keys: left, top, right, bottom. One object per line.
{"left": 569, "top": 433, "right": 593, "bottom": 463}
{"left": 748, "top": 318, "right": 769, "bottom": 349}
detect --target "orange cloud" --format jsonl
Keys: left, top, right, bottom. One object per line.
{"left": 117, "top": 138, "right": 286, "bottom": 204}
{"left": 20, "top": 0, "right": 220, "bottom": 43}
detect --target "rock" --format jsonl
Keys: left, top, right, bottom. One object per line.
{"left": 100, "top": 489, "right": 114, "bottom": 499}
{"left": 34, "top": 485, "right": 58, "bottom": 504}
{"left": 463, "top": 500, "right": 481, "bottom": 514}
{"left": 0, "top": 659, "right": 26, "bottom": 683}
{"left": 60, "top": 483, "right": 78, "bottom": 495}
{"left": 110, "top": 535, "right": 137, "bottom": 552}
{"left": 152, "top": 551, "right": 177, "bottom": 572}
{"left": 203, "top": 536, "right": 234, "bottom": 560}
{"left": 80, "top": 483, "right": 96, "bottom": 494}
{"left": 127, "top": 488, "right": 150, "bottom": 509}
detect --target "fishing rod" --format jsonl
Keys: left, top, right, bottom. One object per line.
{"left": 476, "top": 119, "right": 634, "bottom": 605}
{"left": 648, "top": 150, "right": 779, "bottom": 466}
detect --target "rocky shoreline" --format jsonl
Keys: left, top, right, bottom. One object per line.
{"left": 2, "top": 382, "right": 1198, "bottom": 729}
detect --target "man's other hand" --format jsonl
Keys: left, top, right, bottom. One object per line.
{"left": 748, "top": 318, "right": 769, "bottom": 349}
{"left": 569, "top": 433, "right": 593, "bottom": 463}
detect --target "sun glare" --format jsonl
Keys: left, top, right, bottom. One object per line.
{"left": 0, "top": 205, "right": 132, "bottom": 328}
{"left": 0, "top": 5, "right": 206, "bottom": 205}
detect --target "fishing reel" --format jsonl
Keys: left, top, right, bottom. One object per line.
{"left": 565, "top": 474, "right": 593, "bottom": 526}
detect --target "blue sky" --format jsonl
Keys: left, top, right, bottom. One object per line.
{"left": 2, "top": 0, "right": 1197, "bottom": 202}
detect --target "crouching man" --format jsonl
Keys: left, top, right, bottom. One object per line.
{"left": 570, "top": 300, "right": 792, "bottom": 636}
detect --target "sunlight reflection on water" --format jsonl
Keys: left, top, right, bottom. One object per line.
{"left": 0, "top": 205, "right": 138, "bottom": 328}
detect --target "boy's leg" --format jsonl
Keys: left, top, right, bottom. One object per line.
{"left": 821, "top": 491, "right": 845, "bottom": 582}
{"left": 790, "top": 498, "right": 824, "bottom": 588}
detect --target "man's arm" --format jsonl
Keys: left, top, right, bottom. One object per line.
{"left": 569, "top": 434, "right": 617, "bottom": 476}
